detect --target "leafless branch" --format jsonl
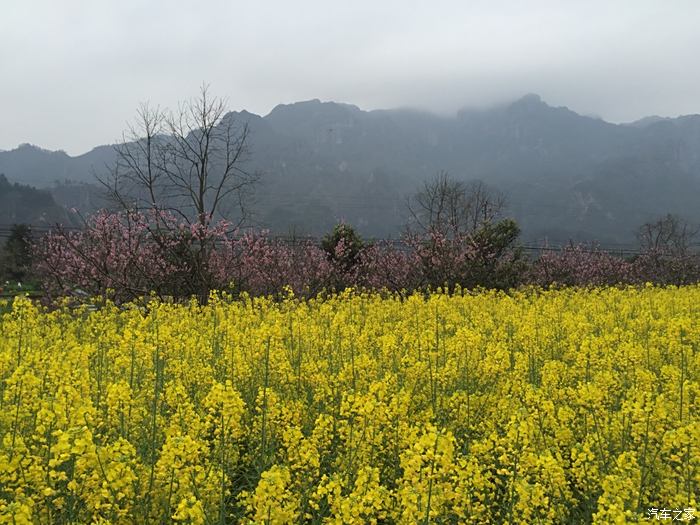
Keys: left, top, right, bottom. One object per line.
{"left": 406, "top": 171, "right": 505, "bottom": 237}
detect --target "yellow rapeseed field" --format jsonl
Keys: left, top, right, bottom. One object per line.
{"left": 1, "top": 287, "right": 698, "bottom": 524}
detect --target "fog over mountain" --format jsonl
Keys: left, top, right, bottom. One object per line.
{"left": 2, "top": 94, "right": 700, "bottom": 243}
{"left": 4, "top": 1, "right": 700, "bottom": 155}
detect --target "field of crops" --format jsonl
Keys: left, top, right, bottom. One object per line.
{"left": 1, "top": 287, "right": 698, "bottom": 524}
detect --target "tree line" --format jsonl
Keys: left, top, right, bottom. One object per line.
{"left": 2, "top": 86, "right": 699, "bottom": 301}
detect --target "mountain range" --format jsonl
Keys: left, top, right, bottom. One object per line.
{"left": 2, "top": 94, "right": 700, "bottom": 244}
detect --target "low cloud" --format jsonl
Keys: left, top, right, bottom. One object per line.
{"left": 1, "top": 0, "right": 699, "bottom": 154}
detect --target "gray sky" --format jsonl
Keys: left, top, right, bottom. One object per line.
{"left": 2, "top": 0, "right": 699, "bottom": 155}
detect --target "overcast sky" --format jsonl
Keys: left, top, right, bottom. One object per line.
{"left": 1, "top": 1, "right": 699, "bottom": 155}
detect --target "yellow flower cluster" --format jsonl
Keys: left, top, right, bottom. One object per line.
{"left": 1, "top": 286, "right": 698, "bottom": 523}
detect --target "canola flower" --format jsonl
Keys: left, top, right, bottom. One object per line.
{"left": 0, "top": 286, "right": 698, "bottom": 523}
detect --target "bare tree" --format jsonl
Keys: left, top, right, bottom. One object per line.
{"left": 101, "top": 84, "right": 258, "bottom": 229}
{"left": 91, "top": 85, "right": 259, "bottom": 302}
{"left": 102, "top": 102, "right": 166, "bottom": 213}
{"left": 404, "top": 171, "right": 522, "bottom": 291}
{"left": 406, "top": 171, "right": 505, "bottom": 236}
{"left": 637, "top": 214, "right": 699, "bottom": 255}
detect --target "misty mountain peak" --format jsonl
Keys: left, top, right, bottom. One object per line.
{"left": 506, "top": 94, "right": 553, "bottom": 116}
{"left": 225, "top": 109, "right": 261, "bottom": 120}
{"left": 267, "top": 99, "right": 362, "bottom": 120}
{"left": 265, "top": 99, "right": 365, "bottom": 139}
{"left": 12, "top": 143, "right": 70, "bottom": 159}
{"left": 458, "top": 93, "right": 550, "bottom": 121}
{"left": 222, "top": 109, "right": 266, "bottom": 127}
{"left": 16, "top": 143, "right": 53, "bottom": 153}
{"left": 625, "top": 115, "right": 670, "bottom": 128}
{"left": 512, "top": 93, "right": 544, "bottom": 106}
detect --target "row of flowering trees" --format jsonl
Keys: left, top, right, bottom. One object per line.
{"left": 530, "top": 243, "right": 700, "bottom": 287}
{"left": 32, "top": 209, "right": 700, "bottom": 303}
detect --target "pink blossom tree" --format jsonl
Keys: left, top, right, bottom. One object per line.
{"left": 528, "top": 243, "right": 634, "bottom": 287}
